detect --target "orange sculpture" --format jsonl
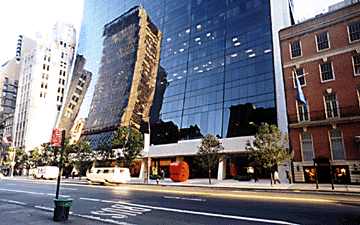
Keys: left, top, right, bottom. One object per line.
{"left": 170, "top": 161, "right": 189, "bottom": 182}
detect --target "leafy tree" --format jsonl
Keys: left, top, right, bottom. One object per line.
{"left": 40, "top": 142, "right": 57, "bottom": 166}
{"left": 94, "top": 141, "right": 114, "bottom": 167}
{"left": 28, "top": 147, "right": 43, "bottom": 167}
{"left": 195, "top": 134, "right": 224, "bottom": 185}
{"left": 111, "top": 126, "right": 144, "bottom": 168}
{"left": 246, "top": 123, "right": 293, "bottom": 185}
{"left": 71, "top": 141, "right": 93, "bottom": 175}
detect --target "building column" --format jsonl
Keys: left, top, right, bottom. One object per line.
{"left": 217, "top": 155, "right": 227, "bottom": 180}
{"left": 139, "top": 158, "right": 148, "bottom": 179}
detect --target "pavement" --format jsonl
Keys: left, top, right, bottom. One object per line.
{"left": 1, "top": 175, "right": 360, "bottom": 224}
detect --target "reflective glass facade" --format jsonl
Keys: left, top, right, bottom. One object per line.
{"left": 79, "top": 0, "right": 293, "bottom": 148}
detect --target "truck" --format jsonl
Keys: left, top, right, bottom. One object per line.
{"left": 34, "top": 166, "right": 59, "bottom": 180}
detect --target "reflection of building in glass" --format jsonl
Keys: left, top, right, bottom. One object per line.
{"left": 13, "top": 21, "right": 77, "bottom": 152}
{"left": 227, "top": 103, "right": 276, "bottom": 138}
{"left": 82, "top": 5, "right": 162, "bottom": 149}
{"left": 58, "top": 55, "right": 92, "bottom": 136}
{"left": 78, "top": 0, "right": 294, "bottom": 180}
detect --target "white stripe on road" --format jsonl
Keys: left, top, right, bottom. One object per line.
{"left": 80, "top": 198, "right": 298, "bottom": 224}
{"left": 79, "top": 197, "right": 101, "bottom": 201}
{"left": 0, "top": 198, "right": 27, "bottom": 205}
{"left": 0, "top": 188, "right": 70, "bottom": 197}
{"left": 164, "top": 195, "right": 206, "bottom": 201}
{"left": 72, "top": 214, "right": 135, "bottom": 225}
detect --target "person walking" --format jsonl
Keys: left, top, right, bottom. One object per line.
{"left": 286, "top": 170, "right": 292, "bottom": 184}
{"left": 161, "top": 170, "right": 165, "bottom": 180}
{"left": 274, "top": 171, "right": 281, "bottom": 184}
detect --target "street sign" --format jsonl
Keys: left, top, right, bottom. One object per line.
{"left": 51, "top": 129, "right": 63, "bottom": 146}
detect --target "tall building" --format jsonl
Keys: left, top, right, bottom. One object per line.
{"left": 0, "top": 36, "right": 36, "bottom": 164}
{"left": 82, "top": 5, "right": 162, "bottom": 147}
{"left": 280, "top": 2, "right": 360, "bottom": 184}
{"left": 13, "top": 21, "right": 77, "bottom": 152}
{"left": 78, "top": 0, "right": 294, "bottom": 180}
{"left": 58, "top": 54, "right": 92, "bottom": 136}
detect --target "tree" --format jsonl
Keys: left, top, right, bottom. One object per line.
{"left": 94, "top": 141, "right": 114, "bottom": 167}
{"left": 111, "top": 126, "right": 144, "bottom": 168}
{"left": 195, "top": 134, "right": 224, "bottom": 185}
{"left": 246, "top": 123, "right": 293, "bottom": 185}
{"left": 71, "top": 141, "right": 93, "bottom": 175}
{"left": 28, "top": 147, "right": 43, "bottom": 167}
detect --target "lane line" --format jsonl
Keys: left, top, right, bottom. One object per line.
{"left": 79, "top": 197, "right": 101, "bottom": 201}
{"left": 0, "top": 198, "right": 27, "bottom": 205}
{"left": 80, "top": 198, "right": 298, "bottom": 224}
{"left": 164, "top": 195, "right": 206, "bottom": 201}
{"left": 0, "top": 188, "right": 69, "bottom": 197}
{"left": 73, "top": 214, "right": 135, "bottom": 225}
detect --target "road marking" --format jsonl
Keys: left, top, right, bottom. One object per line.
{"left": 80, "top": 197, "right": 297, "bottom": 224}
{"left": 79, "top": 197, "right": 101, "bottom": 202}
{"left": 0, "top": 198, "right": 27, "bottom": 205}
{"left": 0, "top": 188, "right": 70, "bottom": 198}
{"left": 164, "top": 195, "right": 206, "bottom": 201}
{"left": 73, "top": 214, "right": 135, "bottom": 225}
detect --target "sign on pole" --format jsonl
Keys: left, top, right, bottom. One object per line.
{"left": 51, "top": 129, "right": 63, "bottom": 146}
{"left": 9, "top": 152, "right": 15, "bottom": 161}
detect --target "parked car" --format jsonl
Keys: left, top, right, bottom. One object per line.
{"left": 86, "top": 167, "right": 131, "bottom": 185}
{"left": 34, "top": 166, "right": 59, "bottom": 180}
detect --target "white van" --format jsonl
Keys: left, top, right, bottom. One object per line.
{"left": 86, "top": 167, "right": 131, "bottom": 185}
{"left": 34, "top": 166, "right": 59, "bottom": 180}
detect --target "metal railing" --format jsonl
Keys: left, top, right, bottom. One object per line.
{"left": 288, "top": 106, "right": 360, "bottom": 124}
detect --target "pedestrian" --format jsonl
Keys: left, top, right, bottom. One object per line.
{"left": 161, "top": 170, "right": 165, "bottom": 180}
{"left": 253, "top": 171, "right": 258, "bottom": 182}
{"left": 274, "top": 171, "right": 281, "bottom": 184}
{"left": 286, "top": 170, "right": 292, "bottom": 184}
{"left": 144, "top": 171, "right": 148, "bottom": 183}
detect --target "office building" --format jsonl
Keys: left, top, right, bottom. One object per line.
{"left": 13, "top": 21, "right": 77, "bottom": 152}
{"left": 58, "top": 54, "right": 92, "bottom": 136}
{"left": 280, "top": 2, "right": 360, "bottom": 184}
{"left": 79, "top": 0, "right": 294, "bottom": 180}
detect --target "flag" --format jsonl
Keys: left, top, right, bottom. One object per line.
{"left": 3, "top": 136, "right": 11, "bottom": 146}
{"left": 295, "top": 74, "right": 307, "bottom": 108}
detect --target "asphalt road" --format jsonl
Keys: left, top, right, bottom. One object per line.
{"left": 1, "top": 179, "right": 360, "bottom": 225}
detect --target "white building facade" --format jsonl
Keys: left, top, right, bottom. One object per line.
{"left": 13, "top": 21, "right": 77, "bottom": 152}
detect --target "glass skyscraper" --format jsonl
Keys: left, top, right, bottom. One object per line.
{"left": 78, "top": 0, "right": 294, "bottom": 179}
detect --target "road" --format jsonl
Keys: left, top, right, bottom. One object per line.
{"left": 1, "top": 178, "right": 360, "bottom": 224}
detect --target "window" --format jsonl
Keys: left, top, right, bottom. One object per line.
{"left": 48, "top": 57, "right": 51, "bottom": 62}
{"left": 290, "top": 40, "right": 302, "bottom": 58}
{"left": 324, "top": 93, "right": 339, "bottom": 118}
{"left": 3, "top": 85, "right": 8, "bottom": 90}
{"left": 316, "top": 32, "right": 330, "bottom": 51}
{"left": 42, "top": 73, "right": 45, "bottom": 79}
{"left": 295, "top": 68, "right": 306, "bottom": 86}
{"left": 320, "top": 62, "right": 334, "bottom": 82}
{"left": 47, "top": 65, "right": 50, "bottom": 71}
{"left": 297, "top": 101, "right": 309, "bottom": 122}
{"left": 353, "top": 55, "right": 360, "bottom": 75}
{"left": 329, "top": 130, "right": 346, "bottom": 160}
{"left": 46, "top": 74, "right": 49, "bottom": 80}
{"left": 3, "top": 92, "right": 6, "bottom": 97}
{"left": 348, "top": 21, "right": 360, "bottom": 42}
{"left": 358, "top": 89, "right": 360, "bottom": 106}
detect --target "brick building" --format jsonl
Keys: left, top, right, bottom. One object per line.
{"left": 280, "top": 3, "right": 360, "bottom": 184}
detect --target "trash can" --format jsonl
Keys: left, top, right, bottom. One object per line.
{"left": 53, "top": 199, "right": 73, "bottom": 221}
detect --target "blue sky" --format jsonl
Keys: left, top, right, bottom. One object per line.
{"left": 0, "top": 0, "right": 344, "bottom": 65}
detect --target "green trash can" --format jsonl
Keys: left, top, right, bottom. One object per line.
{"left": 53, "top": 199, "right": 73, "bottom": 221}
